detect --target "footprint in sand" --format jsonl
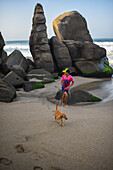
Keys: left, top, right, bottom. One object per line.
{"left": 15, "top": 144, "right": 31, "bottom": 153}
{"left": 0, "top": 158, "right": 12, "bottom": 165}
{"left": 15, "top": 144, "right": 24, "bottom": 153}
{"left": 33, "top": 166, "right": 43, "bottom": 170}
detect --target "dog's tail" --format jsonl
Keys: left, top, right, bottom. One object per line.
{"left": 56, "top": 102, "right": 59, "bottom": 110}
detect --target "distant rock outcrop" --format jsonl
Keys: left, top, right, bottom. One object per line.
{"left": 29, "top": 3, "right": 54, "bottom": 73}
{"left": 53, "top": 11, "right": 93, "bottom": 42}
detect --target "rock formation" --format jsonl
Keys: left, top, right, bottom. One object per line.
{"left": 3, "top": 71, "right": 25, "bottom": 87}
{"left": 29, "top": 3, "right": 54, "bottom": 73}
{"left": 27, "top": 69, "right": 53, "bottom": 80}
{"left": 49, "top": 36, "right": 72, "bottom": 72}
{"left": 55, "top": 89, "right": 101, "bottom": 105}
{"left": 6, "top": 50, "right": 29, "bottom": 72}
{"left": 0, "top": 32, "right": 7, "bottom": 67}
{"left": 0, "top": 79, "right": 16, "bottom": 102}
{"left": 0, "top": 32, "right": 5, "bottom": 58}
{"left": 63, "top": 40, "right": 112, "bottom": 77}
{"left": 53, "top": 11, "right": 93, "bottom": 42}
{"left": 29, "top": 4, "right": 112, "bottom": 77}
{"left": 53, "top": 11, "right": 113, "bottom": 77}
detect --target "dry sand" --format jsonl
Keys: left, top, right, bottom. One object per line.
{"left": 0, "top": 76, "right": 113, "bottom": 170}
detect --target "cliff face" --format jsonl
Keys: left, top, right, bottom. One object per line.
{"left": 29, "top": 3, "right": 54, "bottom": 73}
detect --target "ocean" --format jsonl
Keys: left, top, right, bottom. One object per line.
{"left": 4, "top": 38, "right": 113, "bottom": 67}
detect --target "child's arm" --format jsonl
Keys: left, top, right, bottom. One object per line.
{"left": 61, "top": 79, "right": 63, "bottom": 86}
{"left": 66, "top": 81, "right": 74, "bottom": 89}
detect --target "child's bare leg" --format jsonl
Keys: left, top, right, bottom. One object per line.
{"left": 64, "top": 92, "right": 68, "bottom": 107}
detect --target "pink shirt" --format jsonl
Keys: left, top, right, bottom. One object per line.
{"left": 61, "top": 74, "right": 74, "bottom": 90}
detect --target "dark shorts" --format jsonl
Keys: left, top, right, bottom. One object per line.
{"left": 62, "top": 88, "right": 68, "bottom": 94}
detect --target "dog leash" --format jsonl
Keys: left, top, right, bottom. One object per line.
{"left": 68, "top": 89, "right": 71, "bottom": 98}
{"left": 60, "top": 92, "right": 64, "bottom": 113}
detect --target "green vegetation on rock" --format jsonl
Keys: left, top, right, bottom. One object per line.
{"left": 103, "top": 64, "right": 113, "bottom": 75}
{"left": 32, "top": 82, "right": 44, "bottom": 90}
{"left": 104, "top": 61, "right": 109, "bottom": 66}
{"left": 82, "top": 64, "right": 113, "bottom": 77}
{"left": 41, "top": 78, "right": 55, "bottom": 84}
{"left": 52, "top": 75, "right": 59, "bottom": 79}
{"left": 90, "top": 94, "right": 102, "bottom": 102}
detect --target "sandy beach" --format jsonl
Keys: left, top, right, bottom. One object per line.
{"left": 0, "top": 76, "right": 113, "bottom": 170}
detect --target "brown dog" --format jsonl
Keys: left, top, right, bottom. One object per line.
{"left": 55, "top": 102, "right": 68, "bottom": 127}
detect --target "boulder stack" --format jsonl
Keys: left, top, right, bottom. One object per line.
{"left": 53, "top": 11, "right": 113, "bottom": 77}
{"left": 53, "top": 11, "right": 93, "bottom": 42}
{"left": 29, "top": 3, "right": 54, "bottom": 73}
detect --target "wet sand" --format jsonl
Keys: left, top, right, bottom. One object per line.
{"left": 0, "top": 76, "right": 113, "bottom": 170}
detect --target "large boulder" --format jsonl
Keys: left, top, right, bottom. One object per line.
{"left": 0, "top": 50, "right": 7, "bottom": 67}
{"left": 26, "top": 59, "right": 36, "bottom": 72}
{"left": 27, "top": 69, "right": 53, "bottom": 80}
{"left": 1, "top": 50, "right": 8, "bottom": 63}
{"left": 80, "top": 41, "right": 106, "bottom": 60}
{"left": 29, "top": 3, "right": 54, "bottom": 73}
{"left": 11, "top": 65, "right": 26, "bottom": 80}
{"left": 0, "top": 33, "right": 9, "bottom": 75}
{"left": 63, "top": 40, "right": 83, "bottom": 62}
{"left": 6, "top": 50, "right": 29, "bottom": 72}
{"left": 63, "top": 40, "right": 106, "bottom": 62}
{"left": 63, "top": 40, "right": 112, "bottom": 77}
{"left": 23, "top": 81, "right": 44, "bottom": 92}
{"left": 75, "top": 59, "right": 113, "bottom": 77}
{"left": 55, "top": 89, "right": 101, "bottom": 105}
{"left": 3, "top": 71, "right": 25, "bottom": 87}
{"left": 53, "top": 11, "right": 93, "bottom": 42}
{"left": 0, "top": 79, "right": 16, "bottom": 102}
{"left": 49, "top": 36, "right": 72, "bottom": 72}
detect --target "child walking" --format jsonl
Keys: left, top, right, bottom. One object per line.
{"left": 60, "top": 68, "right": 74, "bottom": 107}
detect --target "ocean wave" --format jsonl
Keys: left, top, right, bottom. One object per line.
{"left": 4, "top": 44, "right": 29, "bottom": 50}
{"left": 4, "top": 40, "right": 113, "bottom": 64}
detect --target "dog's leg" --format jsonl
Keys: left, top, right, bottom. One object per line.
{"left": 61, "top": 118, "right": 64, "bottom": 127}
{"left": 57, "top": 120, "right": 60, "bottom": 124}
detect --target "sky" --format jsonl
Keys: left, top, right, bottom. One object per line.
{"left": 0, "top": 0, "right": 113, "bottom": 41}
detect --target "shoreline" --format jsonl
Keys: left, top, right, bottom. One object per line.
{"left": 0, "top": 76, "right": 113, "bottom": 170}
